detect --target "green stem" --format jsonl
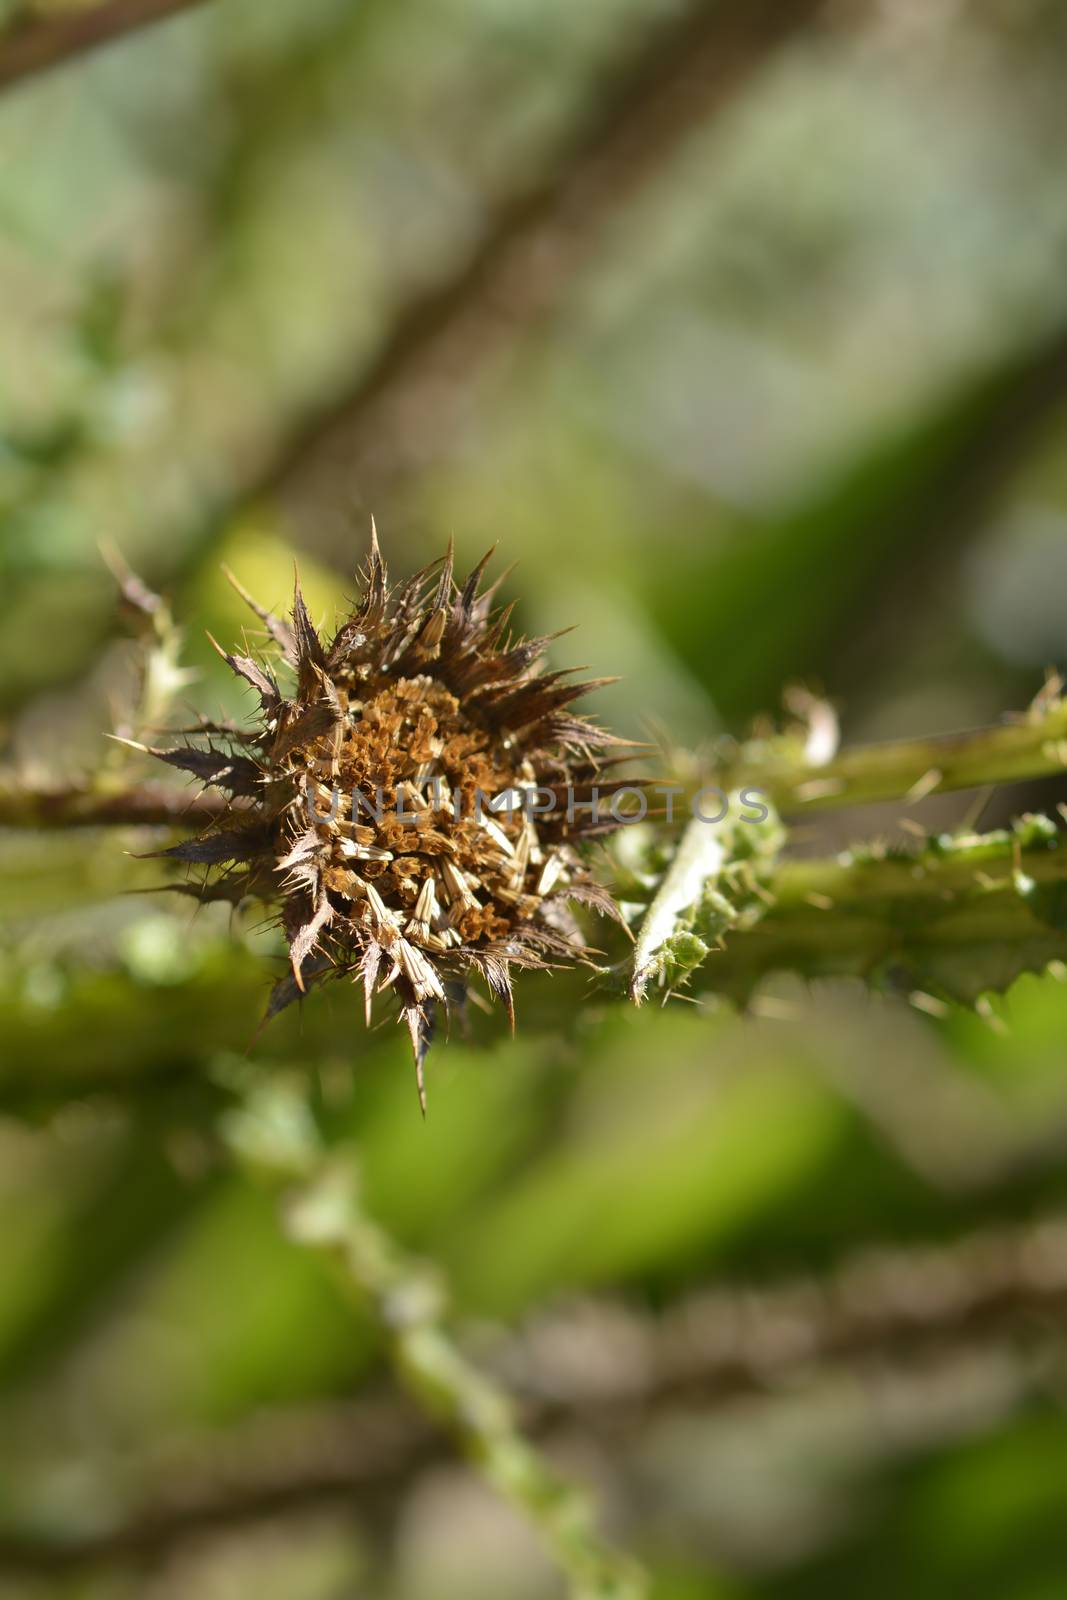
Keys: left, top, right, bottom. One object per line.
{"left": 7, "top": 695, "right": 1067, "bottom": 833}
{"left": 701, "top": 817, "right": 1067, "bottom": 1004}
{"left": 222, "top": 1081, "right": 646, "bottom": 1600}
{"left": 725, "top": 695, "right": 1067, "bottom": 814}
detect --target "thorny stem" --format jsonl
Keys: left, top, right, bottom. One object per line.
{"left": 697, "top": 818, "right": 1067, "bottom": 1003}
{"left": 0, "top": 775, "right": 232, "bottom": 829}
{"left": 2, "top": 1209, "right": 1067, "bottom": 1576}
{"left": 725, "top": 694, "right": 1067, "bottom": 815}
{"left": 222, "top": 1081, "right": 647, "bottom": 1600}
{"left": 249, "top": 0, "right": 828, "bottom": 522}
{"left": 5, "top": 700, "right": 1067, "bottom": 1012}
{"left": 0, "top": 0, "right": 213, "bottom": 94}
{"left": 5, "top": 696, "right": 1067, "bottom": 832}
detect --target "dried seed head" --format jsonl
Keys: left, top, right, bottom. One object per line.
{"left": 153, "top": 529, "right": 631, "bottom": 1108}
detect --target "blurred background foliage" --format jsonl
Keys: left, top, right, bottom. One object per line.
{"left": 5, "top": 1, "right": 1067, "bottom": 1596}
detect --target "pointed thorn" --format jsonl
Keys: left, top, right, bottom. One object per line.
{"left": 204, "top": 630, "right": 228, "bottom": 664}
{"left": 99, "top": 541, "right": 163, "bottom": 616}
{"left": 433, "top": 535, "right": 455, "bottom": 608}
{"left": 460, "top": 545, "right": 498, "bottom": 610}
{"left": 222, "top": 564, "right": 265, "bottom": 615}
{"left": 104, "top": 733, "right": 149, "bottom": 754}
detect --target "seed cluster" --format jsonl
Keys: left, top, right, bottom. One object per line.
{"left": 154, "top": 531, "right": 626, "bottom": 1105}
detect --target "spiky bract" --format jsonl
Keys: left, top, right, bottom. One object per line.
{"left": 152, "top": 530, "right": 628, "bottom": 1106}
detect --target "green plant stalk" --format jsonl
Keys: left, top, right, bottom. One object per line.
{"left": 724, "top": 696, "right": 1067, "bottom": 814}
{"left": 698, "top": 818, "right": 1067, "bottom": 1004}
{"left": 6, "top": 696, "right": 1067, "bottom": 832}
{"left": 221, "top": 1081, "right": 646, "bottom": 1600}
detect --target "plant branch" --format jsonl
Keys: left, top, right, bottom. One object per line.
{"left": 0, "top": 0, "right": 211, "bottom": 93}
{"left": 222, "top": 1080, "right": 646, "bottom": 1600}
{"left": 702, "top": 816, "right": 1067, "bottom": 1003}
{"left": 725, "top": 692, "right": 1067, "bottom": 815}
{"left": 0, "top": 774, "right": 232, "bottom": 830}
{"left": 244, "top": 0, "right": 827, "bottom": 530}
{"left": 3, "top": 1209, "right": 1066, "bottom": 1576}
{"left": 8, "top": 689, "right": 1067, "bottom": 832}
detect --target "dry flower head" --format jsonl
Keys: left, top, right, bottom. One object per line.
{"left": 150, "top": 528, "right": 630, "bottom": 1108}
